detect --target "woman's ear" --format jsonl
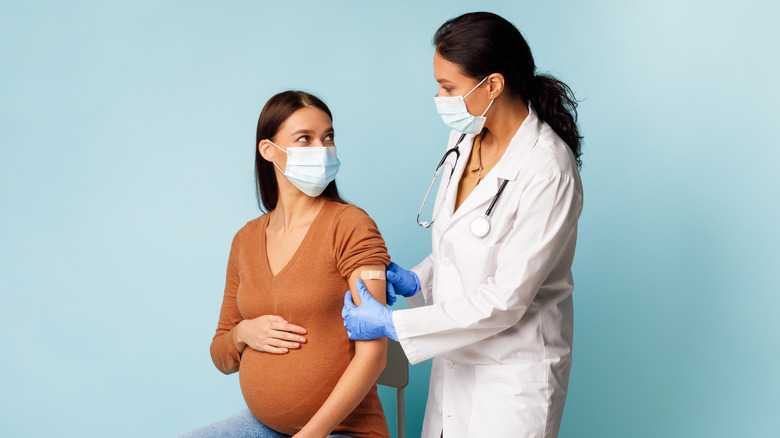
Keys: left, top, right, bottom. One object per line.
{"left": 487, "top": 73, "right": 505, "bottom": 99}
{"left": 258, "top": 140, "right": 276, "bottom": 162}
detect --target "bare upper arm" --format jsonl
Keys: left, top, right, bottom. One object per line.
{"left": 348, "top": 265, "right": 388, "bottom": 359}
{"left": 348, "top": 264, "right": 387, "bottom": 306}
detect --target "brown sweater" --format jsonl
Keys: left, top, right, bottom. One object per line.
{"left": 210, "top": 201, "right": 391, "bottom": 437}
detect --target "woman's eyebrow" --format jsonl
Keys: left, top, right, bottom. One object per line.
{"left": 289, "top": 129, "right": 314, "bottom": 136}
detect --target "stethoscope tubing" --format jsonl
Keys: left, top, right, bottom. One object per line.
{"left": 485, "top": 179, "right": 509, "bottom": 217}
{"left": 417, "top": 133, "right": 509, "bottom": 234}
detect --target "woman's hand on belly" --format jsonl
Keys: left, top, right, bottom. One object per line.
{"left": 292, "top": 265, "right": 389, "bottom": 437}
{"left": 234, "top": 315, "right": 308, "bottom": 354}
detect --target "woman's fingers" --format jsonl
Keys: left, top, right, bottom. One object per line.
{"left": 271, "top": 320, "right": 307, "bottom": 335}
{"left": 269, "top": 330, "right": 307, "bottom": 344}
{"left": 270, "top": 338, "right": 301, "bottom": 349}
{"left": 261, "top": 345, "right": 290, "bottom": 354}
{"left": 260, "top": 337, "right": 301, "bottom": 353}
{"left": 243, "top": 315, "right": 308, "bottom": 354}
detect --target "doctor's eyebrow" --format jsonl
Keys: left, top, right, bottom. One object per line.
{"left": 288, "top": 128, "right": 334, "bottom": 137}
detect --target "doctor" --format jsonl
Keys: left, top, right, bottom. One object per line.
{"left": 343, "top": 12, "right": 583, "bottom": 438}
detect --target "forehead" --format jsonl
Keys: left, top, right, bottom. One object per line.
{"left": 433, "top": 51, "right": 471, "bottom": 83}
{"left": 278, "top": 106, "right": 332, "bottom": 134}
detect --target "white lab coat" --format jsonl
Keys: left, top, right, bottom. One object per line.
{"left": 393, "top": 106, "right": 583, "bottom": 438}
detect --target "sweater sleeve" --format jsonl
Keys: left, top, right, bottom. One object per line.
{"left": 332, "top": 205, "right": 391, "bottom": 278}
{"left": 209, "top": 230, "right": 243, "bottom": 374}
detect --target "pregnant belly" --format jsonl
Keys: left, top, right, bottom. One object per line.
{"left": 239, "top": 342, "right": 352, "bottom": 434}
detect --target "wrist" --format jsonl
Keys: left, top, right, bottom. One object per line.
{"left": 292, "top": 428, "right": 321, "bottom": 438}
{"left": 384, "top": 309, "right": 398, "bottom": 341}
{"left": 401, "top": 273, "right": 421, "bottom": 298}
{"left": 233, "top": 322, "right": 246, "bottom": 348}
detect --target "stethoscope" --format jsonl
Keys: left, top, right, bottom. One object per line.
{"left": 417, "top": 133, "right": 510, "bottom": 237}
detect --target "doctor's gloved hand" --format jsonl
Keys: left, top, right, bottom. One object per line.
{"left": 342, "top": 279, "right": 398, "bottom": 342}
{"left": 385, "top": 262, "right": 420, "bottom": 306}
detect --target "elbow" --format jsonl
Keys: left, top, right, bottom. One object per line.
{"left": 210, "top": 342, "right": 239, "bottom": 375}
{"left": 354, "top": 339, "right": 388, "bottom": 376}
{"left": 211, "top": 354, "right": 239, "bottom": 375}
{"left": 374, "top": 346, "right": 388, "bottom": 375}
{"left": 479, "top": 306, "right": 526, "bottom": 332}
{"left": 371, "top": 354, "right": 388, "bottom": 379}
{"left": 217, "top": 365, "right": 239, "bottom": 375}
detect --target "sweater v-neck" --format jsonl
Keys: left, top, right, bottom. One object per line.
{"left": 261, "top": 201, "right": 330, "bottom": 280}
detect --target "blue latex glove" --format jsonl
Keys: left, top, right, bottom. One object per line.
{"left": 385, "top": 262, "right": 420, "bottom": 307}
{"left": 342, "top": 279, "right": 398, "bottom": 341}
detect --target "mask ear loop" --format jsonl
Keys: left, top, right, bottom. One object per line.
{"left": 463, "top": 77, "right": 494, "bottom": 117}
{"left": 463, "top": 76, "right": 490, "bottom": 99}
{"left": 265, "top": 140, "right": 287, "bottom": 174}
{"left": 480, "top": 99, "right": 494, "bottom": 117}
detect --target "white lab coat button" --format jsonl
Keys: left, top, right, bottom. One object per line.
{"left": 441, "top": 257, "right": 450, "bottom": 267}
{"left": 438, "top": 406, "right": 443, "bottom": 415}
{"left": 445, "top": 360, "right": 454, "bottom": 369}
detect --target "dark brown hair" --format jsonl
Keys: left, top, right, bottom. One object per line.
{"left": 434, "top": 12, "right": 583, "bottom": 168}
{"left": 254, "top": 90, "right": 346, "bottom": 212}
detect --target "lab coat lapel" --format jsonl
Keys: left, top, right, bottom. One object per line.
{"left": 447, "top": 171, "right": 501, "bottom": 227}
{"left": 443, "top": 105, "right": 542, "bottom": 232}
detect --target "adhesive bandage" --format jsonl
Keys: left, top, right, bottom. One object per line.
{"left": 360, "top": 270, "right": 386, "bottom": 280}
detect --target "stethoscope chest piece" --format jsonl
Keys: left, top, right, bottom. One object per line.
{"left": 470, "top": 216, "right": 491, "bottom": 237}
{"left": 469, "top": 179, "right": 509, "bottom": 238}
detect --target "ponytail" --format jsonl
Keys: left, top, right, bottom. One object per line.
{"left": 529, "top": 75, "right": 582, "bottom": 168}
{"left": 434, "top": 12, "right": 583, "bottom": 169}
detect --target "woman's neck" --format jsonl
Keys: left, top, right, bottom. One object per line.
{"left": 271, "top": 177, "right": 325, "bottom": 232}
{"left": 480, "top": 95, "right": 529, "bottom": 158}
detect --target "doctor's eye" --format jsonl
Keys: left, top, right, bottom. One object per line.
{"left": 443, "top": 86, "right": 453, "bottom": 93}
{"left": 295, "top": 135, "right": 311, "bottom": 143}
{"left": 324, "top": 133, "right": 335, "bottom": 143}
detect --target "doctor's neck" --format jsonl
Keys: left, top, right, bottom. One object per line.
{"left": 272, "top": 174, "right": 325, "bottom": 231}
{"left": 481, "top": 95, "right": 530, "bottom": 153}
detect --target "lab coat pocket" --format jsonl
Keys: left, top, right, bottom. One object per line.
{"left": 458, "top": 241, "right": 502, "bottom": 286}
{"left": 469, "top": 362, "right": 548, "bottom": 437}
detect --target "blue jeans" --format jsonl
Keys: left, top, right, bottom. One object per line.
{"left": 178, "top": 409, "right": 356, "bottom": 438}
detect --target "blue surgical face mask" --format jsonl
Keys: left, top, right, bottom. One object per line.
{"left": 434, "top": 76, "right": 494, "bottom": 134}
{"left": 268, "top": 141, "right": 341, "bottom": 197}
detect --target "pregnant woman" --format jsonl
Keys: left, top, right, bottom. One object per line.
{"left": 181, "top": 91, "right": 390, "bottom": 438}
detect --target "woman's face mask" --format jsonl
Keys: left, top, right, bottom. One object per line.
{"left": 268, "top": 141, "right": 340, "bottom": 197}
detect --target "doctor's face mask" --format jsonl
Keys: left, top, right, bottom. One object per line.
{"left": 434, "top": 76, "right": 494, "bottom": 134}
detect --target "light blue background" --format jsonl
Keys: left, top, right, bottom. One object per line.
{"left": 2, "top": 1, "right": 778, "bottom": 437}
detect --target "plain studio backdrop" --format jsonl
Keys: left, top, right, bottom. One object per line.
{"left": 1, "top": 1, "right": 778, "bottom": 437}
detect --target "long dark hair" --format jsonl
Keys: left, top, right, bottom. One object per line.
{"left": 254, "top": 90, "right": 346, "bottom": 212}
{"left": 434, "top": 12, "right": 583, "bottom": 168}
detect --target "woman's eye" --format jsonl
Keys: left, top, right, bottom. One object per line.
{"left": 443, "top": 86, "right": 453, "bottom": 93}
{"left": 324, "top": 133, "right": 334, "bottom": 142}
{"left": 296, "top": 135, "right": 310, "bottom": 143}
